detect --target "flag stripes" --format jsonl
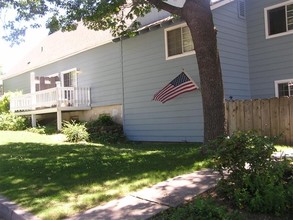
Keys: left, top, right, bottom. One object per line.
{"left": 153, "top": 72, "right": 198, "bottom": 103}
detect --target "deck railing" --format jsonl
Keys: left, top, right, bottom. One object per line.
{"left": 10, "top": 87, "right": 91, "bottom": 112}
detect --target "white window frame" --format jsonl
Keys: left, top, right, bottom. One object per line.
{"left": 164, "top": 23, "right": 195, "bottom": 60}
{"left": 264, "top": 0, "right": 293, "bottom": 39}
{"left": 60, "top": 68, "right": 79, "bottom": 87}
{"left": 274, "top": 78, "right": 293, "bottom": 97}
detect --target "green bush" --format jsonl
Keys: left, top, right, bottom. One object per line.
{"left": 0, "top": 93, "right": 11, "bottom": 113}
{"left": 210, "top": 131, "right": 293, "bottom": 215}
{"left": 0, "top": 112, "right": 28, "bottom": 130}
{"left": 152, "top": 198, "right": 241, "bottom": 220}
{"left": 62, "top": 120, "right": 89, "bottom": 142}
{"left": 0, "top": 92, "right": 22, "bottom": 113}
{"left": 26, "top": 125, "right": 46, "bottom": 134}
{"left": 86, "top": 114, "right": 125, "bottom": 143}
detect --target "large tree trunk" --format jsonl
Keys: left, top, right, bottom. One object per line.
{"left": 182, "top": 0, "right": 226, "bottom": 143}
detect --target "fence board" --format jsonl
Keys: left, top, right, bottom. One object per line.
{"left": 260, "top": 99, "right": 271, "bottom": 137}
{"left": 228, "top": 101, "right": 237, "bottom": 135}
{"left": 236, "top": 101, "right": 245, "bottom": 131}
{"left": 289, "top": 96, "right": 293, "bottom": 146}
{"left": 269, "top": 98, "right": 280, "bottom": 138}
{"left": 244, "top": 100, "right": 253, "bottom": 131}
{"left": 279, "top": 97, "right": 290, "bottom": 145}
{"left": 226, "top": 97, "right": 293, "bottom": 146}
{"left": 252, "top": 99, "right": 262, "bottom": 134}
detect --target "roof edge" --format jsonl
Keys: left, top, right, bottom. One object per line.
{"left": 211, "top": 0, "right": 235, "bottom": 10}
{"left": 2, "top": 0, "right": 235, "bottom": 81}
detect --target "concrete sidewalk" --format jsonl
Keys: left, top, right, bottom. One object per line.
{"left": 0, "top": 169, "right": 220, "bottom": 220}
{"left": 66, "top": 169, "right": 220, "bottom": 220}
{"left": 0, "top": 196, "right": 39, "bottom": 220}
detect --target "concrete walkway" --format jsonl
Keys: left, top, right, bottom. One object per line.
{"left": 66, "top": 169, "right": 220, "bottom": 220}
{"left": 0, "top": 169, "right": 220, "bottom": 220}
{"left": 0, "top": 196, "right": 39, "bottom": 220}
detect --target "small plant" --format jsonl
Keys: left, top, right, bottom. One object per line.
{"left": 152, "top": 198, "right": 241, "bottom": 220}
{"left": 86, "top": 114, "right": 125, "bottom": 143}
{"left": 62, "top": 120, "right": 89, "bottom": 142}
{"left": 0, "top": 112, "right": 28, "bottom": 130}
{"left": 26, "top": 125, "right": 46, "bottom": 134}
{"left": 0, "top": 91, "right": 22, "bottom": 113}
{"left": 210, "top": 131, "right": 293, "bottom": 215}
{"left": 96, "top": 113, "right": 115, "bottom": 126}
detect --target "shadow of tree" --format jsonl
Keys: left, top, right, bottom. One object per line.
{"left": 0, "top": 141, "right": 211, "bottom": 219}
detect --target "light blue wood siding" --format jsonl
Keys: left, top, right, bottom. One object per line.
{"left": 122, "top": 27, "right": 203, "bottom": 142}
{"left": 122, "top": 1, "right": 250, "bottom": 142}
{"left": 247, "top": 0, "right": 293, "bottom": 98}
{"left": 3, "top": 72, "right": 30, "bottom": 94}
{"left": 10, "top": 43, "right": 122, "bottom": 107}
{"left": 214, "top": 0, "right": 251, "bottom": 99}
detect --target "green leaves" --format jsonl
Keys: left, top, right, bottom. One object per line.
{"left": 210, "top": 131, "right": 293, "bottom": 215}
{"left": 62, "top": 120, "right": 89, "bottom": 142}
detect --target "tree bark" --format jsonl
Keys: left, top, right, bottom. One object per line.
{"left": 182, "top": 0, "right": 226, "bottom": 143}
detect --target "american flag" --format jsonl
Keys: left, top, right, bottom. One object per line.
{"left": 153, "top": 72, "right": 198, "bottom": 103}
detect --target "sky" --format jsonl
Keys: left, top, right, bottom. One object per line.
{"left": 0, "top": 24, "right": 48, "bottom": 74}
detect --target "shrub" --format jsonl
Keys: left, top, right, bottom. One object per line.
{"left": 62, "top": 120, "right": 89, "bottom": 142}
{"left": 0, "top": 93, "right": 11, "bottom": 113}
{"left": 0, "top": 91, "right": 22, "bottom": 113}
{"left": 0, "top": 112, "right": 28, "bottom": 130}
{"left": 26, "top": 125, "right": 46, "bottom": 134}
{"left": 210, "top": 131, "right": 293, "bottom": 215}
{"left": 152, "top": 198, "right": 241, "bottom": 220}
{"left": 86, "top": 114, "right": 125, "bottom": 143}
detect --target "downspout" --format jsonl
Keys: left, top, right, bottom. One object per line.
{"left": 120, "top": 38, "right": 126, "bottom": 135}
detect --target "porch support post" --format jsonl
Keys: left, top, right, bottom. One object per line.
{"left": 31, "top": 114, "right": 37, "bottom": 127}
{"left": 57, "top": 109, "right": 62, "bottom": 131}
{"left": 30, "top": 72, "right": 36, "bottom": 110}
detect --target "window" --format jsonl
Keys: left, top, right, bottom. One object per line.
{"left": 165, "top": 24, "right": 194, "bottom": 59}
{"left": 265, "top": 1, "right": 293, "bottom": 38}
{"left": 61, "top": 68, "right": 78, "bottom": 87}
{"left": 238, "top": 0, "right": 246, "bottom": 19}
{"left": 275, "top": 79, "right": 293, "bottom": 97}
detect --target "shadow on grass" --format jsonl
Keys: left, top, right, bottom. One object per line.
{"left": 0, "top": 141, "right": 211, "bottom": 219}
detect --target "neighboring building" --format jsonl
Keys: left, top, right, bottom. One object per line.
{"left": 1, "top": 0, "right": 292, "bottom": 142}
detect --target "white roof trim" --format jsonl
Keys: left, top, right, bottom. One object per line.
{"left": 211, "top": 0, "right": 235, "bottom": 10}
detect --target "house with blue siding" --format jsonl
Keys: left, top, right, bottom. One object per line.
{"left": 1, "top": 0, "right": 292, "bottom": 142}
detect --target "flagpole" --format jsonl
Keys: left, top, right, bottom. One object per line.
{"left": 182, "top": 69, "right": 200, "bottom": 90}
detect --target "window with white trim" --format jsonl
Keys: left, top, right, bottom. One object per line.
{"left": 265, "top": 1, "right": 293, "bottom": 38}
{"left": 61, "top": 68, "right": 78, "bottom": 87}
{"left": 275, "top": 79, "right": 293, "bottom": 97}
{"left": 165, "top": 24, "right": 194, "bottom": 59}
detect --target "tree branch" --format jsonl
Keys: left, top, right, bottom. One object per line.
{"left": 147, "top": 0, "right": 182, "bottom": 16}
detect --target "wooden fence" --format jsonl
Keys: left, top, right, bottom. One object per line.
{"left": 225, "top": 96, "right": 293, "bottom": 146}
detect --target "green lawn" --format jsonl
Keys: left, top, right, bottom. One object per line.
{"left": 0, "top": 131, "right": 212, "bottom": 220}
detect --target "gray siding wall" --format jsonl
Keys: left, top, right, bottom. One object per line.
{"left": 122, "top": 1, "right": 250, "bottom": 142}
{"left": 3, "top": 72, "right": 30, "bottom": 94}
{"left": 247, "top": 0, "right": 293, "bottom": 98}
{"left": 5, "top": 43, "right": 122, "bottom": 107}
{"left": 122, "top": 29, "right": 203, "bottom": 142}
{"left": 214, "top": 0, "right": 251, "bottom": 99}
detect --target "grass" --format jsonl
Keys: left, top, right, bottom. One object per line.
{"left": 0, "top": 131, "right": 212, "bottom": 219}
